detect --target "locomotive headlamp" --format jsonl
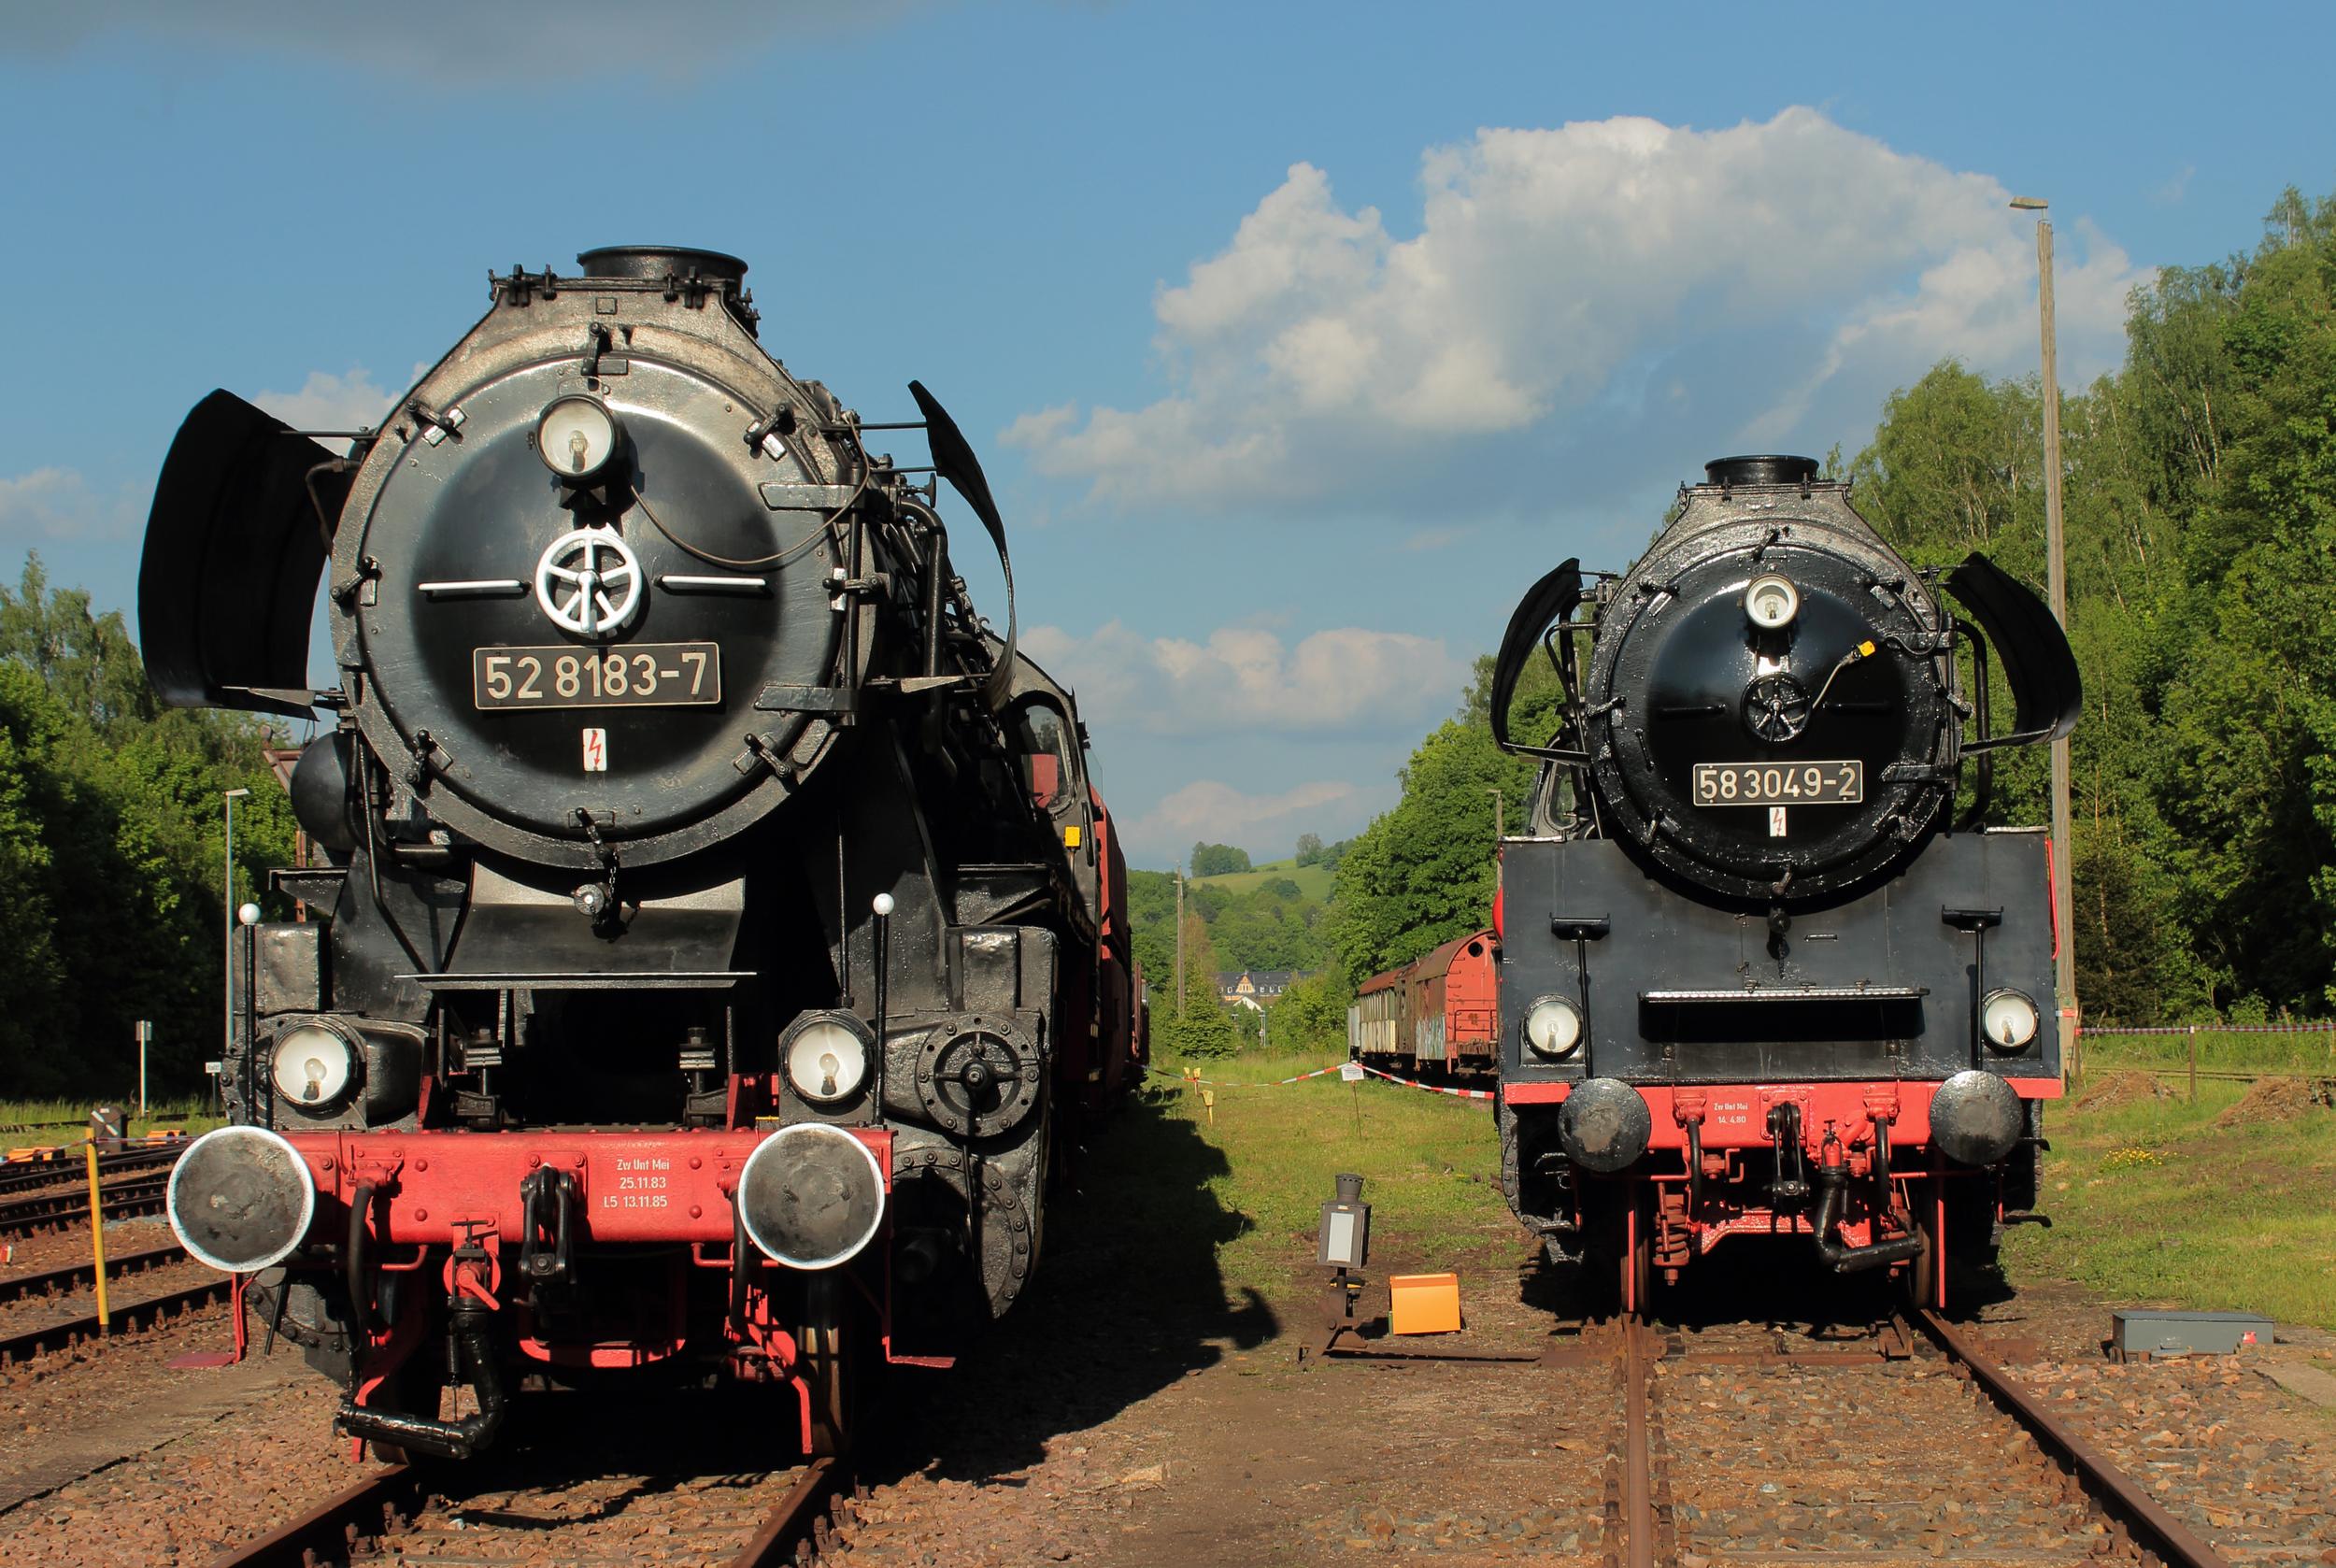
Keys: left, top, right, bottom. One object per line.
{"left": 1522, "top": 995, "right": 1585, "bottom": 1059}
{"left": 1745, "top": 573, "right": 1800, "bottom": 632}
{"left": 269, "top": 1019, "right": 360, "bottom": 1112}
{"left": 782, "top": 1012, "right": 875, "bottom": 1105}
{"left": 536, "top": 394, "right": 621, "bottom": 480}
{"left": 1980, "top": 989, "right": 2042, "bottom": 1052}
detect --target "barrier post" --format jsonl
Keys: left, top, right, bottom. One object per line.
{"left": 2186, "top": 1024, "right": 2198, "bottom": 1105}
{"left": 83, "top": 1138, "right": 110, "bottom": 1333}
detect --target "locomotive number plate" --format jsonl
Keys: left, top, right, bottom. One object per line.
{"left": 473, "top": 643, "right": 721, "bottom": 710}
{"left": 1692, "top": 760, "right": 1862, "bottom": 806}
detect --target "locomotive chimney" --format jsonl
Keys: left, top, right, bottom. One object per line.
{"left": 1703, "top": 454, "right": 1819, "bottom": 488}
{"left": 576, "top": 246, "right": 748, "bottom": 287}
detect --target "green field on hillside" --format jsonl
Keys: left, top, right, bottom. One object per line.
{"left": 1186, "top": 858, "right": 1337, "bottom": 903}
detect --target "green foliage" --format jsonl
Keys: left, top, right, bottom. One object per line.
{"left": 0, "top": 557, "right": 298, "bottom": 1098}
{"left": 1327, "top": 714, "right": 1532, "bottom": 986}
{"left": 1845, "top": 185, "right": 2336, "bottom": 1019}
{"left": 1188, "top": 841, "right": 1252, "bottom": 877}
{"left": 1151, "top": 909, "right": 1240, "bottom": 1059}
{"left": 1266, "top": 968, "right": 1355, "bottom": 1053}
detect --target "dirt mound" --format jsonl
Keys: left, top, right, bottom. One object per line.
{"left": 2214, "top": 1075, "right": 2336, "bottom": 1128}
{"left": 2077, "top": 1070, "right": 2172, "bottom": 1110}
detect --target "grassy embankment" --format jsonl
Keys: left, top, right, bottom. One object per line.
{"left": 1186, "top": 858, "right": 1336, "bottom": 903}
{"left": 1145, "top": 1033, "right": 2336, "bottom": 1332}
{"left": 0, "top": 1098, "right": 221, "bottom": 1146}
{"left": 1148, "top": 1053, "right": 1513, "bottom": 1313}
{"left": 2006, "top": 1034, "right": 2335, "bottom": 1330}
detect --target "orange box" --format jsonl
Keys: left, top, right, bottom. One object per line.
{"left": 1388, "top": 1272, "right": 1461, "bottom": 1335}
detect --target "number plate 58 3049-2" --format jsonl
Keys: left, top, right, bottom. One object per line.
{"left": 1692, "top": 760, "right": 1863, "bottom": 807}
{"left": 473, "top": 643, "right": 721, "bottom": 710}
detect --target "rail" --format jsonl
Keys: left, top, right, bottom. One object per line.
{"left": 0, "top": 1276, "right": 232, "bottom": 1363}
{"left": 0, "top": 1242, "right": 188, "bottom": 1306}
{"left": 1915, "top": 1308, "right": 2233, "bottom": 1568}
{"left": 207, "top": 1453, "right": 856, "bottom": 1566}
{"left": 0, "top": 1171, "right": 172, "bottom": 1236}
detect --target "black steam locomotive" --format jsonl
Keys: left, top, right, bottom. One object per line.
{"left": 1488, "top": 455, "right": 2078, "bottom": 1314}
{"left": 148, "top": 247, "right": 1144, "bottom": 1458}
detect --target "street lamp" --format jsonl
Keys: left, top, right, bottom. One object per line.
{"left": 2010, "top": 195, "right": 2079, "bottom": 1081}
{"left": 224, "top": 787, "right": 250, "bottom": 1061}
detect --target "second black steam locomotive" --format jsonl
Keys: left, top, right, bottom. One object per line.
{"left": 1488, "top": 455, "right": 2079, "bottom": 1314}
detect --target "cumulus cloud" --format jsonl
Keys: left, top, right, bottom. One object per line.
{"left": 1124, "top": 779, "right": 1360, "bottom": 862}
{"left": 251, "top": 364, "right": 425, "bottom": 441}
{"left": 1008, "top": 108, "right": 2143, "bottom": 511}
{"left": 0, "top": 468, "right": 145, "bottom": 544}
{"left": 8, "top": 1, "right": 932, "bottom": 82}
{"left": 1022, "top": 620, "right": 1462, "bottom": 735}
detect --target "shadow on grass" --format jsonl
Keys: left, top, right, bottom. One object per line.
{"left": 871, "top": 1082, "right": 1279, "bottom": 1483}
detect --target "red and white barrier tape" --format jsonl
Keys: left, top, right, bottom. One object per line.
{"left": 1353, "top": 1063, "right": 1495, "bottom": 1100}
{"left": 1185, "top": 1064, "right": 1348, "bottom": 1088}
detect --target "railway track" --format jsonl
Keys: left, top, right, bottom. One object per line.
{"left": 0, "top": 1169, "right": 173, "bottom": 1236}
{"left": 1599, "top": 1310, "right": 2241, "bottom": 1568}
{"left": 0, "top": 1276, "right": 232, "bottom": 1363}
{"left": 0, "top": 1240, "right": 189, "bottom": 1306}
{"left": 0, "top": 1143, "right": 181, "bottom": 1200}
{"left": 207, "top": 1440, "right": 861, "bottom": 1565}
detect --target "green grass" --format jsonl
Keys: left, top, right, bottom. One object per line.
{"left": 1153, "top": 1047, "right": 2336, "bottom": 1333}
{"left": 1188, "top": 859, "right": 1337, "bottom": 903}
{"left": 2083, "top": 1029, "right": 2336, "bottom": 1076}
{"left": 2005, "top": 1074, "right": 2336, "bottom": 1330}
{"left": 0, "top": 1098, "right": 221, "bottom": 1144}
{"left": 1156, "top": 1051, "right": 1513, "bottom": 1305}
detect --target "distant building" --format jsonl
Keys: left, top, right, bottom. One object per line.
{"left": 1216, "top": 970, "right": 1316, "bottom": 1010}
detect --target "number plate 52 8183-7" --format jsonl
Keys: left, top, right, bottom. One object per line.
{"left": 1692, "top": 760, "right": 1863, "bottom": 807}
{"left": 473, "top": 643, "right": 721, "bottom": 710}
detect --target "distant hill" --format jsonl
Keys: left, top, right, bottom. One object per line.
{"left": 1186, "top": 858, "right": 1335, "bottom": 902}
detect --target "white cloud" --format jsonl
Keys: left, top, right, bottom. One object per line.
{"left": 9, "top": 2, "right": 932, "bottom": 82}
{"left": 2151, "top": 164, "right": 2196, "bottom": 207}
{"left": 1009, "top": 108, "right": 2143, "bottom": 511}
{"left": 1023, "top": 620, "right": 1462, "bottom": 735}
{"left": 0, "top": 467, "right": 144, "bottom": 544}
{"left": 252, "top": 366, "right": 416, "bottom": 439}
{"left": 1125, "top": 779, "right": 1359, "bottom": 862}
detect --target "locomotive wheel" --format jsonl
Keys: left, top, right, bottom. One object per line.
{"left": 1578, "top": 1187, "right": 1649, "bottom": 1321}
{"left": 1621, "top": 1190, "right": 1653, "bottom": 1319}
{"left": 797, "top": 1274, "right": 875, "bottom": 1459}
{"left": 1902, "top": 1219, "right": 1939, "bottom": 1315}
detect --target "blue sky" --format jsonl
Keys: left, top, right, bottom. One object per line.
{"left": 4, "top": 2, "right": 2329, "bottom": 867}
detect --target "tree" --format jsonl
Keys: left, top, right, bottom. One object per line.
{"left": 1152, "top": 909, "right": 1238, "bottom": 1058}
{"left": 1293, "top": 832, "right": 1325, "bottom": 865}
{"left": 0, "top": 558, "right": 301, "bottom": 1097}
{"left": 1189, "top": 841, "right": 1252, "bottom": 877}
{"left": 1328, "top": 716, "right": 1533, "bottom": 986}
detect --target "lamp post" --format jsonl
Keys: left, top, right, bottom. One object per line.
{"left": 1174, "top": 864, "right": 1186, "bottom": 1020}
{"left": 224, "top": 787, "right": 250, "bottom": 1060}
{"left": 2010, "top": 195, "right": 2079, "bottom": 1082}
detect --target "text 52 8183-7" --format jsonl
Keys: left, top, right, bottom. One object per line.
{"left": 473, "top": 642, "right": 722, "bottom": 710}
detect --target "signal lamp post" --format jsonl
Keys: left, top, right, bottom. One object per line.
{"left": 224, "top": 787, "right": 250, "bottom": 1062}
{"left": 2011, "top": 195, "right": 2079, "bottom": 1083}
